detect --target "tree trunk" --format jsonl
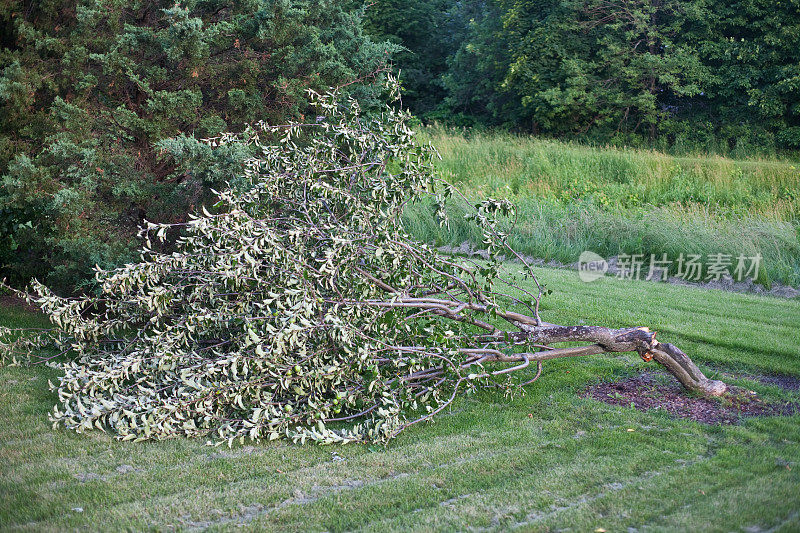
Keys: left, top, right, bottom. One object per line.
{"left": 470, "top": 324, "right": 728, "bottom": 396}
{"left": 650, "top": 342, "right": 727, "bottom": 396}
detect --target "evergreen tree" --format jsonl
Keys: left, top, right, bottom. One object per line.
{"left": 0, "top": 0, "right": 394, "bottom": 292}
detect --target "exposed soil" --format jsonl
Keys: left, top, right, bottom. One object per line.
{"left": 582, "top": 371, "right": 799, "bottom": 424}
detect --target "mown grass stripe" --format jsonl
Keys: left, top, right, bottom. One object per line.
{"left": 2, "top": 266, "right": 799, "bottom": 531}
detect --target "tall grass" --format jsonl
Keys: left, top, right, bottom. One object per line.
{"left": 408, "top": 127, "right": 800, "bottom": 287}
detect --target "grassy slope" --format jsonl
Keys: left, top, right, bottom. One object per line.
{"left": 424, "top": 128, "right": 800, "bottom": 219}
{"left": 407, "top": 128, "right": 800, "bottom": 286}
{"left": 2, "top": 269, "right": 799, "bottom": 532}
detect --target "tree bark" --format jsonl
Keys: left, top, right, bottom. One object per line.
{"left": 471, "top": 324, "right": 728, "bottom": 396}
{"left": 359, "top": 298, "right": 729, "bottom": 397}
{"left": 650, "top": 342, "right": 727, "bottom": 396}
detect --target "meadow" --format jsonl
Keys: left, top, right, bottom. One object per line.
{"left": 2, "top": 268, "right": 799, "bottom": 531}
{"left": 406, "top": 128, "right": 800, "bottom": 287}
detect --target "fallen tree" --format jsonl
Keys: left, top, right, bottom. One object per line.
{"left": 0, "top": 79, "right": 726, "bottom": 445}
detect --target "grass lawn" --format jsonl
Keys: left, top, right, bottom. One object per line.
{"left": 1, "top": 268, "right": 799, "bottom": 531}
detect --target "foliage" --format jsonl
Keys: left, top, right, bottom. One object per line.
{"left": 499, "top": 0, "right": 709, "bottom": 139}
{"left": 0, "top": 0, "right": 395, "bottom": 292}
{"left": 695, "top": 0, "right": 800, "bottom": 151}
{"left": 439, "top": 0, "right": 523, "bottom": 128}
{"left": 1, "top": 82, "right": 553, "bottom": 445}
{"left": 363, "top": 0, "right": 459, "bottom": 115}
{"left": 381, "top": 0, "right": 800, "bottom": 153}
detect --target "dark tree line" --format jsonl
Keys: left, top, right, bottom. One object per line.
{"left": 366, "top": 0, "right": 800, "bottom": 152}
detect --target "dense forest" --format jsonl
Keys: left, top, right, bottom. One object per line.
{"left": 366, "top": 0, "right": 800, "bottom": 153}
{"left": 1, "top": 0, "right": 799, "bottom": 292}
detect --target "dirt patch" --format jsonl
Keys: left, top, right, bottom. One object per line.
{"left": 582, "top": 371, "right": 799, "bottom": 424}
